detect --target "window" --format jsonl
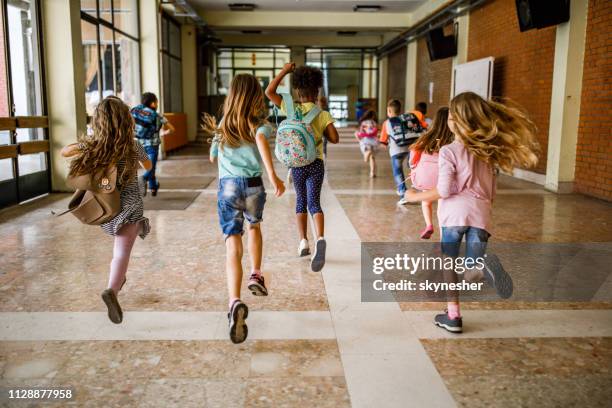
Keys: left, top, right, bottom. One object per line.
{"left": 80, "top": 0, "right": 141, "bottom": 115}
{"left": 160, "top": 13, "right": 182, "bottom": 112}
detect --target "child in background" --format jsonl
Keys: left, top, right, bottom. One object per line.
{"left": 131, "top": 92, "right": 175, "bottom": 197}
{"left": 355, "top": 110, "right": 379, "bottom": 178}
{"left": 409, "top": 107, "right": 454, "bottom": 239}
{"left": 266, "top": 63, "right": 339, "bottom": 272}
{"left": 61, "top": 96, "right": 152, "bottom": 324}
{"left": 414, "top": 102, "right": 432, "bottom": 128}
{"left": 405, "top": 92, "right": 539, "bottom": 333}
{"left": 203, "top": 74, "right": 286, "bottom": 344}
{"left": 379, "top": 99, "right": 414, "bottom": 205}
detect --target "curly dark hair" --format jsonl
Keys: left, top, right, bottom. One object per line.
{"left": 291, "top": 66, "right": 323, "bottom": 100}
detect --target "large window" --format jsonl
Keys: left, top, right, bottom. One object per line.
{"left": 306, "top": 48, "right": 378, "bottom": 120}
{"left": 80, "top": 0, "right": 140, "bottom": 115}
{"left": 160, "top": 13, "right": 182, "bottom": 113}
{"left": 1, "top": 0, "right": 50, "bottom": 208}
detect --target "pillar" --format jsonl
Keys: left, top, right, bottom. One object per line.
{"left": 181, "top": 24, "right": 198, "bottom": 141}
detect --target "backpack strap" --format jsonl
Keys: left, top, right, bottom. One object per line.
{"left": 281, "top": 93, "right": 295, "bottom": 120}
{"left": 303, "top": 106, "right": 321, "bottom": 125}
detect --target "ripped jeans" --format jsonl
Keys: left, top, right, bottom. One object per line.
{"left": 217, "top": 176, "right": 267, "bottom": 238}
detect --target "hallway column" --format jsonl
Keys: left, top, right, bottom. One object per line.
{"left": 378, "top": 56, "right": 388, "bottom": 116}
{"left": 139, "top": 0, "right": 161, "bottom": 100}
{"left": 404, "top": 42, "right": 417, "bottom": 112}
{"left": 450, "top": 13, "right": 470, "bottom": 98}
{"left": 545, "top": 0, "right": 588, "bottom": 193}
{"left": 181, "top": 24, "right": 198, "bottom": 142}
{"left": 42, "top": 0, "right": 86, "bottom": 192}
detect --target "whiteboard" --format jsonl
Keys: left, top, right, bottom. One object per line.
{"left": 452, "top": 57, "right": 495, "bottom": 100}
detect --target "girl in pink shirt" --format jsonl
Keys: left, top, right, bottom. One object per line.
{"left": 355, "top": 110, "right": 379, "bottom": 178}
{"left": 409, "top": 107, "right": 454, "bottom": 239}
{"left": 405, "top": 92, "right": 539, "bottom": 333}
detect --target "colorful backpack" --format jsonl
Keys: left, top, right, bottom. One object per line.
{"left": 274, "top": 93, "right": 320, "bottom": 168}
{"left": 389, "top": 113, "right": 423, "bottom": 147}
{"left": 130, "top": 104, "right": 161, "bottom": 140}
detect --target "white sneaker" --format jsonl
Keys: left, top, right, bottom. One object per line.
{"left": 298, "top": 239, "right": 310, "bottom": 257}
{"left": 397, "top": 197, "right": 409, "bottom": 205}
{"left": 396, "top": 190, "right": 403, "bottom": 197}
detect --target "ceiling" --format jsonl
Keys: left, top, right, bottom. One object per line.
{"left": 190, "top": 0, "right": 426, "bottom": 13}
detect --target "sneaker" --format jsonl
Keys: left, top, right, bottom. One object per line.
{"left": 396, "top": 190, "right": 403, "bottom": 197}
{"left": 298, "top": 239, "right": 310, "bottom": 257}
{"left": 397, "top": 197, "right": 409, "bottom": 205}
{"left": 228, "top": 299, "right": 249, "bottom": 344}
{"left": 248, "top": 274, "right": 268, "bottom": 296}
{"left": 420, "top": 225, "right": 434, "bottom": 239}
{"left": 101, "top": 289, "right": 123, "bottom": 324}
{"left": 311, "top": 238, "right": 327, "bottom": 272}
{"left": 151, "top": 181, "right": 160, "bottom": 197}
{"left": 434, "top": 312, "right": 463, "bottom": 333}
{"left": 482, "top": 253, "right": 513, "bottom": 299}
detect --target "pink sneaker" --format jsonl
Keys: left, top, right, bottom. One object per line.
{"left": 420, "top": 225, "right": 434, "bottom": 239}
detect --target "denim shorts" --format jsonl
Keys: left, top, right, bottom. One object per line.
{"left": 217, "top": 176, "right": 267, "bottom": 237}
{"left": 441, "top": 226, "right": 490, "bottom": 261}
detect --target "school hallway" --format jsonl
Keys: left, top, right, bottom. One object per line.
{"left": 0, "top": 125, "right": 610, "bottom": 407}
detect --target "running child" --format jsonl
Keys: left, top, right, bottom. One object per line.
{"left": 61, "top": 96, "right": 152, "bottom": 324}
{"left": 265, "top": 63, "right": 339, "bottom": 272}
{"left": 203, "top": 74, "right": 285, "bottom": 344}
{"left": 405, "top": 92, "right": 539, "bottom": 333}
{"left": 355, "top": 109, "right": 379, "bottom": 178}
{"left": 409, "top": 107, "right": 454, "bottom": 239}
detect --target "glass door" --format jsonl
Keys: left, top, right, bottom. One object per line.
{"left": 0, "top": 0, "right": 49, "bottom": 208}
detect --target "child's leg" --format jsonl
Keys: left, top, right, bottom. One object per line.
{"left": 247, "top": 224, "right": 262, "bottom": 273}
{"left": 440, "top": 227, "right": 468, "bottom": 317}
{"left": 292, "top": 165, "right": 309, "bottom": 240}
{"left": 369, "top": 152, "right": 376, "bottom": 177}
{"left": 391, "top": 153, "right": 408, "bottom": 194}
{"left": 305, "top": 160, "right": 325, "bottom": 239}
{"left": 108, "top": 222, "right": 141, "bottom": 293}
{"left": 421, "top": 201, "right": 433, "bottom": 226}
{"left": 226, "top": 234, "right": 244, "bottom": 304}
{"left": 144, "top": 145, "right": 159, "bottom": 189}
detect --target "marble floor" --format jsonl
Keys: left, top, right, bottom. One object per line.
{"left": 0, "top": 127, "right": 611, "bottom": 407}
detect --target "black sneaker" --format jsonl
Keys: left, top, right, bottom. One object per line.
{"left": 228, "top": 300, "right": 249, "bottom": 344}
{"left": 101, "top": 289, "right": 123, "bottom": 324}
{"left": 311, "top": 238, "right": 326, "bottom": 272}
{"left": 248, "top": 274, "right": 268, "bottom": 296}
{"left": 483, "top": 253, "right": 513, "bottom": 299}
{"left": 434, "top": 312, "right": 463, "bottom": 333}
{"left": 151, "top": 181, "right": 160, "bottom": 197}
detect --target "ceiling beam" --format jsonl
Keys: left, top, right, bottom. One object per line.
{"left": 217, "top": 33, "right": 384, "bottom": 47}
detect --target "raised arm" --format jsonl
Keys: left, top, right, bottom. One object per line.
{"left": 265, "top": 62, "right": 295, "bottom": 107}
{"left": 255, "top": 131, "right": 285, "bottom": 197}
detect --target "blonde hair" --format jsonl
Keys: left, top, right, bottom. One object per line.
{"left": 449, "top": 92, "right": 539, "bottom": 173}
{"left": 201, "top": 74, "right": 267, "bottom": 148}
{"left": 69, "top": 96, "right": 136, "bottom": 185}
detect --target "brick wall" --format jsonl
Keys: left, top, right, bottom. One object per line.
{"left": 414, "top": 29, "right": 453, "bottom": 117}
{"left": 468, "top": 0, "right": 556, "bottom": 174}
{"left": 387, "top": 46, "right": 407, "bottom": 108}
{"left": 574, "top": 0, "right": 612, "bottom": 201}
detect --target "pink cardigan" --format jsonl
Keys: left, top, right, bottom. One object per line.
{"left": 436, "top": 141, "right": 496, "bottom": 232}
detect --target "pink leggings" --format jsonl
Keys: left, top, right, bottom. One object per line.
{"left": 108, "top": 222, "right": 141, "bottom": 292}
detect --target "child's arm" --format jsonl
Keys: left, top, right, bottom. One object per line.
{"left": 255, "top": 131, "right": 285, "bottom": 197}
{"left": 405, "top": 188, "right": 441, "bottom": 203}
{"left": 265, "top": 62, "right": 295, "bottom": 107}
{"left": 379, "top": 121, "right": 389, "bottom": 146}
{"left": 161, "top": 121, "right": 175, "bottom": 136}
{"left": 324, "top": 123, "right": 339, "bottom": 144}
{"left": 61, "top": 143, "right": 81, "bottom": 158}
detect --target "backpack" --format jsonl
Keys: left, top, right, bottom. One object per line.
{"left": 274, "top": 93, "right": 320, "bottom": 168}
{"left": 131, "top": 105, "right": 160, "bottom": 140}
{"left": 53, "top": 167, "right": 121, "bottom": 225}
{"left": 388, "top": 113, "right": 423, "bottom": 147}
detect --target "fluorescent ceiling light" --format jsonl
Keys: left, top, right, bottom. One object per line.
{"left": 228, "top": 3, "right": 256, "bottom": 11}
{"left": 353, "top": 5, "right": 382, "bottom": 12}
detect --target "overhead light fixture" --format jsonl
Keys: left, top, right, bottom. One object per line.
{"left": 353, "top": 5, "right": 382, "bottom": 12}
{"left": 242, "top": 30, "right": 262, "bottom": 34}
{"left": 229, "top": 3, "right": 256, "bottom": 11}
{"left": 337, "top": 31, "right": 357, "bottom": 36}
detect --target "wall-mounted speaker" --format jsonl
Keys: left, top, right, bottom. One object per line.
{"left": 426, "top": 27, "right": 457, "bottom": 61}
{"left": 515, "top": 0, "right": 570, "bottom": 32}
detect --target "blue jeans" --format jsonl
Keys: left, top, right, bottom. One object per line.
{"left": 391, "top": 152, "right": 409, "bottom": 194}
{"left": 142, "top": 145, "right": 159, "bottom": 189}
{"left": 441, "top": 226, "right": 490, "bottom": 261}
{"left": 217, "top": 177, "right": 267, "bottom": 237}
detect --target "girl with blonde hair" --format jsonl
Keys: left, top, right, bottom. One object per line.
{"left": 203, "top": 73, "right": 285, "bottom": 344}
{"left": 405, "top": 92, "right": 539, "bottom": 333}
{"left": 61, "top": 96, "right": 152, "bottom": 324}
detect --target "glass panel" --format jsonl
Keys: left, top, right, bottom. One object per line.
{"left": 80, "top": 0, "right": 98, "bottom": 18}
{"left": 18, "top": 151, "right": 46, "bottom": 175}
{"left": 16, "top": 127, "right": 43, "bottom": 143}
{"left": 218, "top": 51, "right": 232, "bottom": 68}
{"left": 161, "top": 17, "right": 168, "bottom": 52}
{"left": 306, "top": 49, "right": 322, "bottom": 64}
{"left": 0, "top": 130, "right": 10, "bottom": 146}
{"left": 99, "top": 26, "right": 115, "bottom": 98}
{"left": 218, "top": 70, "right": 232, "bottom": 95}
{"left": 275, "top": 50, "right": 290, "bottom": 68}
{"left": 162, "top": 53, "right": 171, "bottom": 111}
{"left": 99, "top": 0, "right": 112, "bottom": 22}
{"left": 324, "top": 52, "right": 362, "bottom": 69}
{"left": 169, "top": 21, "right": 181, "bottom": 58}
{"left": 81, "top": 19, "right": 100, "bottom": 115}
{"left": 7, "top": 0, "right": 44, "bottom": 116}
{"left": 0, "top": 5, "right": 9, "bottom": 117}
{"left": 114, "top": 33, "right": 140, "bottom": 107}
{"left": 170, "top": 57, "right": 182, "bottom": 112}
{"left": 0, "top": 158, "right": 13, "bottom": 181}
{"left": 113, "top": 0, "right": 138, "bottom": 37}
{"left": 234, "top": 51, "right": 274, "bottom": 69}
